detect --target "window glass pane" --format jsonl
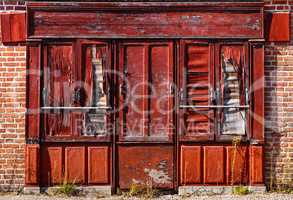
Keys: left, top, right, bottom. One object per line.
{"left": 221, "top": 46, "right": 246, "bottom": 135}
{"left": 82, "top": 44, "right": 108, "bottom": 136}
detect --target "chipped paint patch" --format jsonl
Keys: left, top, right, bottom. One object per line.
{"left": 144, "top": 167, "right": 172, "bottom": 184}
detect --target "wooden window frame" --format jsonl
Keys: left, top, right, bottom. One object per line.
{"left": 41, "top": 39, "right": 113, "bottom": 143}
{"left": 179, "top": 40, "right": 257, "bottom": 142}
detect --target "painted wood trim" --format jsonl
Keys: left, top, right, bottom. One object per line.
{"left": 0, "top": 13, "right": 26, "bottom": 44}
{"left": 26, "top": 43, "right": 41, "bottom": 141}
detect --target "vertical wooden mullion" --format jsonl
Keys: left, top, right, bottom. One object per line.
{"left": 168, "top": 42, "right": 174, "bottom": 141}
{"left": 42, "top": 45, "right": 48, "bottom": 138}
{"left": 26, "top": 42, "right": 41, "bottom": 140}
{"left": 214, "top": 43, "right": 221, "bottom": 140}
{"left": 244, "top": 42, "right": 251, "bottom": 140}
{"left": 179, "top": 40, "right": 187, "bottom": 139}
{"left": 144, "top": 44, "right": 149, "bottom": 138}
{"left": 112, "top": 40, "right": 118, "bottom": 194}
{"left": 209, "top": 43, "right": 215, "bottom": 140}
{"left": 71, "top": 40, "right": 79, "bottom": 137}
{"left": 118, "top": 44, "right": 125, "bottom": 139}
{"left": 175, "top": 40, "right": 180, "bottom": 191}
{"left": 250, "top": 43, "right": 264, "bottom": 142}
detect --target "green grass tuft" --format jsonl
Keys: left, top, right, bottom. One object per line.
{"left": 232, "top": 186, "right": 250, "bottom": 195}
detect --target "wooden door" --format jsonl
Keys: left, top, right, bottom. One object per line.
{"left": 118, "top": 41, "right": 174, "bottom": 142}
{"left": 117, "top": 41, "right": 175, "bottom": 189}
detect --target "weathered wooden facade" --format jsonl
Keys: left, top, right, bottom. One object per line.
{"left": 2, "top": 1, "right": 268, "bottom": 194}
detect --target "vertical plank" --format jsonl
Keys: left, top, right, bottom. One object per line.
{"left": 26, "top": 44, "right": 40, "bottom": 140}
{"left": 25, "top": 145, "right": 39, "bottom": 185}
{"left": 250, "top": 146, "right": 264, "bottom": 184}
{"left": 149, "top": 44, "right": 173, "bottom": 140}
{"left": 41, "top": 146, "right": 63, "bottom": 186}
{"left": 203, "top": 146, "right": 224, "bottom": 184}
{"left": 120, "top": 45, "right": 146, "bottom": 140}
{"left": 226, "top": 146, "right": 248, "bottom": 185}
{"left": 180, "top": 146, "right": 201, "bottom": 185}
{"left": 65, "top": 147, "right": 85, "bottom": 184}
{"left": 251, "top": 44, "right": 264, "bottom": 142}
{"left": 88, "top": 146, "right": 109, "bottom": 184}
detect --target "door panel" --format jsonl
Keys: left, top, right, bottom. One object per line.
{"left": 118, "top": 146, "right": 174, "bottom": 189}
{"left": 119, "top": 42, "right": 174, "bottom": 142}
{"left": 179, "top": 42, "right": 214, "bottom": 141}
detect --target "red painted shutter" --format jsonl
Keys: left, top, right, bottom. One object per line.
{"left": 179, "top": 41, "right": 214, "bottom": 141}
{"left": 119, "top": 42, "right": 173, "bottom": 142}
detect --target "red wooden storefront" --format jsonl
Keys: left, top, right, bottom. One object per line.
{"left": 23, "top": 1, "right": 264, "bottom": 193}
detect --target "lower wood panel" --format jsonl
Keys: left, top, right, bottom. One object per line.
{"left": 65, "top": 147, "right": 86, "bottom": 184}
{"left": 250, "top": 146, "right": 264, "bottom": 184}
{"left": 227, "top": 146, "right": 249, "bottom": 184}
{"left": 180, "top": 146, "right": 201, "bottom": 185}
{"left": 204, "top": 146, "right": 225, "bottom": 184}
{"left": 40, "top": 144, "right": 111, "bottom": 186}
{"left": 41, "top": 146, "right": 62, "bottom": 185}
{"left": 88, "top": 147, "right": 110, "bottom": 184}
{"left": 25, "top": 145, "right": 39, "bottom": 185}
{"left": 179, "top": 145, "right": 263, "bottom": 185}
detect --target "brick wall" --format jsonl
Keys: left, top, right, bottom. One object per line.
{"left": 263, "top": 0, "right": 293, "bottom": 190}
{"left": 0, "top": 0, "right": 26, "bottom": 192}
